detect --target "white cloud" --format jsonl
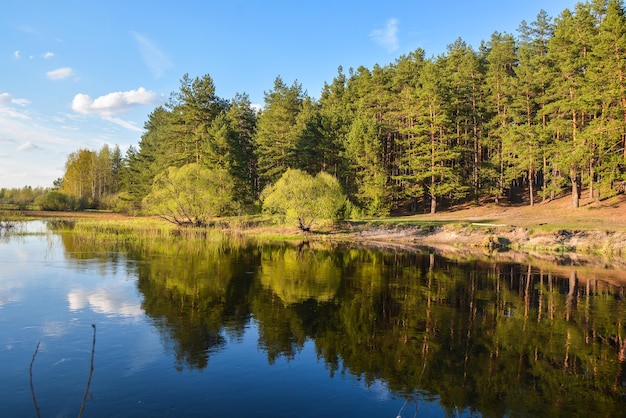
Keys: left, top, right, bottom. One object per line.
{"left": 103, "top": 116, "right": 142, "bottom": 132}
{"left": 46, "top": 67, "right": 74, "bottom": 80}
{"left": 17, "top": 141, "right": 39, "bottom": 152}
{"left": 72, "top": 87, "right": 160, "bottom": 116}
{"left": 0, "top": 92, "right": 30, "bottom": 107}
{"left": 13, "top": 50, "right": 20, "bottom": 59}
{"left": 0, "top": 93, "right": 14, "bottom": 105}
{"left": 132, "top": 32, "right": 172, "bottom": 78}
{"left": 71, "top": 87, "right": 161, "bottom": 132}
{"left": 43, "top": 51, "right": 55, "bottom": 59}
{"left": 370, "top": 18, "right": 399, "bottom": 52}
{"left": 0, "top": 106, "right": 29, "bottom": 120}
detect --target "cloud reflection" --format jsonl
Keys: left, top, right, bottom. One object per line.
{"left": 68, "top": 288, "right": 143, "bottom": 318}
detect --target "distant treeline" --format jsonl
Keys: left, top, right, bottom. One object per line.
{"left": 34, "top": 1, "right": 626, "bottom": 214}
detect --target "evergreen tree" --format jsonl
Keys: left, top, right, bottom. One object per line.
{"left": 515, "top": 11, "right": 558, "bottom": 203}
{"left": 318, "top": 67, "right": 353, "bottom": 186}
{"left": 225, "top": 93, "right": 258, "bottom": 200}
{"left": 448, "top": 39, "right": 486, "bottom": 202}
{"left": 420, "top": 57, "right": 469, "bottom": 213}
{"left": 204, "top": 113, "right": 233, "bottom": 170}
{"left": 167, "top": 73, "right": 228, "bottom": 165}
{"left": 292, "top": 97, "right": 324, "bottom": 175}
{"left": 484, "top": 32, "right": 517, "bottom": 203}
{"left": 588, "top": 0, "right": 626, "bottom": 198}
{"left": 120, "top": 106, "right": 173, "bottom": 206}
{"left": 254, "top": 77, "right": 307, "bottom": 188}
{"left": 345, "top": 114, "right": 390, "bottom": 216}
{"left": 547, "top": 7, "right": 592, "bottom": 207}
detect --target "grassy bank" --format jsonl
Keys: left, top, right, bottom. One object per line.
{"left": 5, "top": 192, "right": 625, "bottom": 256}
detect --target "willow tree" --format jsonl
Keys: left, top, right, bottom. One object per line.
{"left": 261, "top": 169, "right": 346, "bottom": 232}
{"left": 143, "top": 164, "right": 235, "bottom": 227}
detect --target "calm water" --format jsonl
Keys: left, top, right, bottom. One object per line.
{"left": 1, "top": 221, "right": 625, "bottom": 417}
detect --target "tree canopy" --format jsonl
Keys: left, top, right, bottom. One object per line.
{"left": 55, "top": 1, "right": 626, "bottom": 217}
{"left": 261, "top": 169, "right": 346, "bottom": 231}
{"left": 142, "top": 164, "right": 235, "bottom": 227}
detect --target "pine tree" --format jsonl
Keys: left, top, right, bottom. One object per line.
{"left": 225, "top": 93, "right": 258, "bottom": 201}
{"left": 254, "top": 77, "right": 307, "bottom": 188}
{"left": 422, "top": 57, "right": 469, "bottom": 213}
{"left": 318, "top": 67, "right": 353, "bottom": 187}
{"left": 588, "top": 0, "right": 626, "bottom": 198}
{"left": 345, "top": 114, "right": 390, "bottom": 216}
{"left": 484, "top": 32, "right": 517, "bottom": 204}
{"left": 167, "top": 73, "right": 228, "bottom": 165}
{"left": 547, "top": 5, "right": 596, "bottom": 208}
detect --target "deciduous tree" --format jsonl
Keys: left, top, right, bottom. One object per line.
{"left": 261, "top": 169, "right": 346, "bottom": 231}
{"left": 143, "top": 164, "right": 235, "bottom": 227}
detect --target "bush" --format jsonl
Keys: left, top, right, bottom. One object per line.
{"left": 143, "top": 164, "right": 236, "bottom": 227}
{"left": 261, "top": 169, "right": 347, "bottom": 232}
{"left": 35, "top": 191, "right": 72, "bottom": 211}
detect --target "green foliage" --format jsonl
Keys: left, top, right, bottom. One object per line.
{"left": 0, "top": 186, "right": 47, "bottom": 209}
{"left": 34, "top": 191, "right": 83, "bottom": 211}
{"left": 60, "top": 144, "right": 122, "bottom": 208}
{"left": 345, "top": 115, "right": 391, "bottom": 216}
{"left": 143, "top": 163, "right": 235, "bottom": 227}
{"left": 261, "top": 169, "right": 346, "bottom": 231}
{"left": 119, "top": 77, "right": 257, "bottom": 210}
{"left": 53, "top": 1, "right": 626, "bottom": 215}
{"left": 254, "top": 77, "right": 309, "bottom": 188}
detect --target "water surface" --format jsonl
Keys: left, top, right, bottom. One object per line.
{"left": 1, "top": 221, "right": 625, "bottom": 417}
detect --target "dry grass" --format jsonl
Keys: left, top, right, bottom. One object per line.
{"left": 405, "top": 193, "right": 626, "bottom": 232}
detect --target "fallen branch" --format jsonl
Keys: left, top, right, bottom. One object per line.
{"left": 29, "top": 341, "right": 41, "bottom": 418}
{"left": 78, "top": 324, "right": 96, "bottom": 418}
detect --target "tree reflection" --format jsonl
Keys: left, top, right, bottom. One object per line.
{"left": 58, "top": 232, "right": 626, "bottom": 415}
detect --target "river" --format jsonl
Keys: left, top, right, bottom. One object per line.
{"left": 1, "top": 221, "right": 624, "bottom": 417}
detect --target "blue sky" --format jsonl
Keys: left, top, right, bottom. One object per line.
{"left": 1, "top": 0, "right": 579, "bottom": 188}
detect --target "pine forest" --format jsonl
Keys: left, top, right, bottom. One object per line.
{"left": 24, "top": 1, "right": 626, "bottom": 218}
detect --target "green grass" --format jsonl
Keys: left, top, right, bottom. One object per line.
{"left": 0, "top": 209, "right": 31, "bottom": 221}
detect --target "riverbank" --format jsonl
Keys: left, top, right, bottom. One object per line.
{"left": 9, "top": 191, "right": 626, "bottom": 255}
{"left": 337, "top": 220, "right": 626, "bottom": 255}
{"left": 335, "top": 192, "right": 626, "bottom": 254}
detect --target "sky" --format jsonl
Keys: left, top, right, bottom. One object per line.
{"left": 1, "top": 0, "right": 580, "bottom": 189}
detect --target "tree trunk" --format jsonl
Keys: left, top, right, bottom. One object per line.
{"left": 570, "top": 168, "right": 580, "bottom": 208}
{"left": 589, "top": 160, "right": 596, "bottom": 201}
{"left": 430, "top": 194, "right": 437, "bottom": 214}
{"left": 542, "top": 154, "right": 548, "bottom": 202}
{"left": 529, "top": 166, "right": 534, "bottom": 207}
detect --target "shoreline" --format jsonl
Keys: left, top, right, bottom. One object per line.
{"left": 336, "top": 222, "right": 626, "bottom": 255}
{"left": 11, "top": 209, "right": 626, "bottom": 256}
{"left": 7, "top": 209, "right": 626, "bottom": 285}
